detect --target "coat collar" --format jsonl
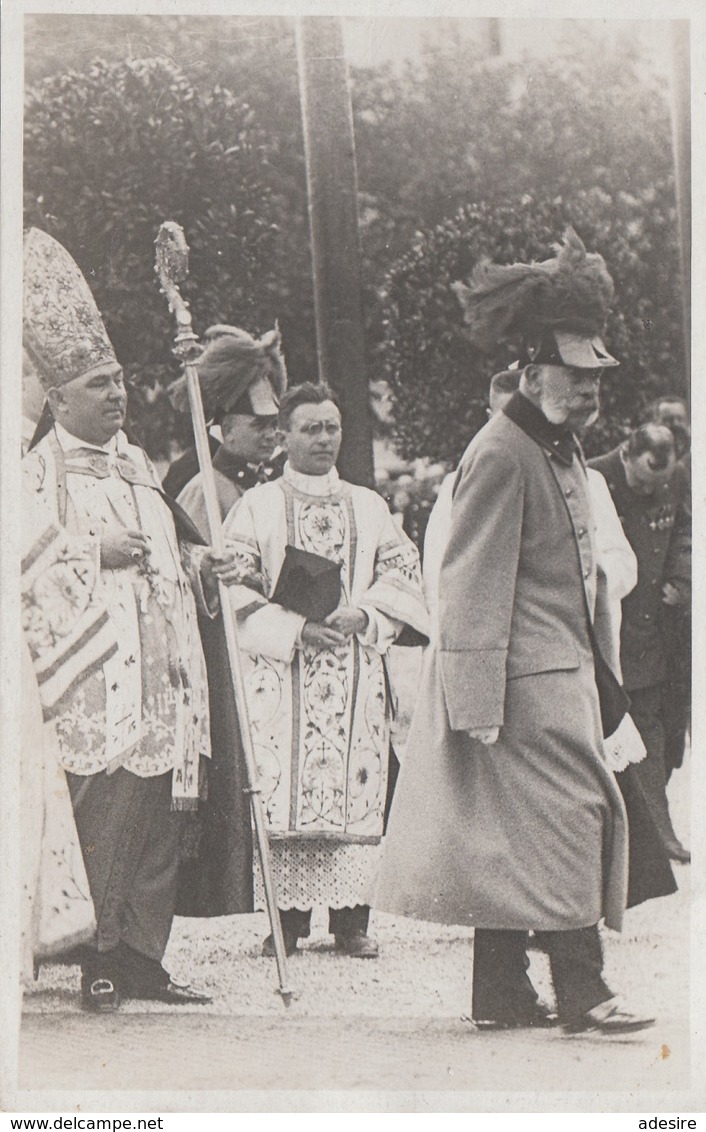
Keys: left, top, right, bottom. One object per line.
{"left": 212, "top": 446, "right": 284, "bottom": 489}
{"left": 212, "top": 445, "right": 262, "bottom": 490}
{"left": 502, "top": 392, "right": 579, "bottom": 467}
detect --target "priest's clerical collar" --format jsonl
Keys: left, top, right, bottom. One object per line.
{"left": 54, "top": 421, "right": 119, "bottom": 455}
{"left": 283, "top": 462, "right": 340, "bottom": 497}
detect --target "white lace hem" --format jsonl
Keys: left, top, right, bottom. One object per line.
{"left": 254, "top": 839, "right": 380, "bottom": 910}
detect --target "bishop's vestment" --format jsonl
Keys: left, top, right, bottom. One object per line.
{"left": 22, "top": 423, "right": 214, "bottom": 965}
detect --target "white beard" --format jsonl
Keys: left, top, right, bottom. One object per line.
{"left": 540, "top": 396, "right": 599, "bottom": 430}
{"left": 539, "top": 394, "right": 570, "bottom": 425}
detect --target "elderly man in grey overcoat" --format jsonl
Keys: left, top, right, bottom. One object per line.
{"left": 376, "top": 231, "right": 654, "bottom": 1035}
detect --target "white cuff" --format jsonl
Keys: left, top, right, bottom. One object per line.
{"left": 237, "top": 602, "right": 306, "bottom": 663}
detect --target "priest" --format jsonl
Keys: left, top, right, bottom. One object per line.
{"left": 220, "top": 382, "right": 429, "bottom": 958}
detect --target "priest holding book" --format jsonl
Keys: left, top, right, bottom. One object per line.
{"left": 221, "top": 382, "right": 428, "bottom": 958}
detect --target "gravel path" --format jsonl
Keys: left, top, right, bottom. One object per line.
{"left": 19, "top": 649, "right": 693, "bottom": 1098}
{"left": 20, "top": 779, "right": 691, "bottom": 1096}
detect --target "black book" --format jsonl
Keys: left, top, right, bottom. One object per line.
{"left": 271, "top": 545, "right": 342, "bottom": 622}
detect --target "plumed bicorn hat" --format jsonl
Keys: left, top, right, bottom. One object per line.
{"left": 452, "top": 228, "right": 619, "bottom": 370}
{"left": 169, "top": 322, "right": 288, "bottom": 420}
{"left": 23, "top": 228, "right": 121, "bottom": 392}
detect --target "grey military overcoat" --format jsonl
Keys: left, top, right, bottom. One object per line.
{"left": 375, "top": 394, "right": 628, "bottom": 931}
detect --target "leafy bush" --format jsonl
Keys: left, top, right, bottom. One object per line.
{"left": 24, "top": 21, "right": 686, "bottom": 468}
{"left": 359, "top": 28, "right": 685, "bottom": 464}
{"left": 380, "top": 187, "right": 684, "bottom": 467}
{"left": 24, "top": 56, "right": 283, "bottom": 458}
{"left": 353, "top": 25, "right": 675, "bottom": 271}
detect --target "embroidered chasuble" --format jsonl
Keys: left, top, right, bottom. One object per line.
{"left": 22, "top": 425, "right": 213, "bottom": 806}
{"left": 223, "top": 463, "right": 428, "bottom": 909}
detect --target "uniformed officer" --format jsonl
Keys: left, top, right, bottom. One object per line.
{"left": 643, "top": 396, "right": 691, "bottom": 782}
{"left": 169, "top": 324, "right": 287, "bottom": 538}
{"left": 378, "top": 229, "right": 655, "bottom": 1035}
{"left": 589, "top": 424, "right": 690, "bottom": 863}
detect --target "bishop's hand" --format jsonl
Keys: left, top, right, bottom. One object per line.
{"left": 201, "top": 549, "right": 240, "bottom": 585}
{"left": 100, "top": 527, "right": 151, "bottom": 569}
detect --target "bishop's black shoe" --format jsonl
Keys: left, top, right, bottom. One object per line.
{"left": 81, "top": 976, "right": 121, "bottom": 1013}
{"left": 124, "top": 978, "right": 212, "bottom": 1005}
{"left": 334, "top": 931, "right": 380, "bottom": 958}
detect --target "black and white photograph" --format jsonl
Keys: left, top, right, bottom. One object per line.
{"left": 1, "top": 0, "right": 704, "bottom": 1117}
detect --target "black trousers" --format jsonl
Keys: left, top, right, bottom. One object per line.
{"left": 277, "top": 904, "right": 370, "bottom": 938}
{"left": 628, "top": 685, "right": 680, "bottom": 847}
{"left": 472, "top": 926, "right": 613, "bottom": 1023}
{"left": 662, "top": 607, "right": 690, "bottom": 780}
{"left": 615, "top": 766, "right": 677, "bottom": 908}
{"left": 67, "top": 767, "right": 179, "bottom": 982}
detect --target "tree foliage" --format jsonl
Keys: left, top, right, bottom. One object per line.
{"left": 381, "top": 186, "right": 684, "bottom": 465}
{"left": 24, "top": 15, "right": 319, "bottom": 404}
{"left": 370, "top": 29, "right": 684, "bottom": 464}
{"left": 23, "top": 17, "right": 685, "bottom": 465}
{"left": 353, "top": 24, "right": 674, "bottom": 261}
{"left": 24, "top": 55, "right": 287, "bottom": 458}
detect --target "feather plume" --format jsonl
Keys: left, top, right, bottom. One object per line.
{"left": 258, "top": 321, "right": 288, "bottom": 401}
{"left": 168, "top": 322, "right": 288, "bottom": 416}
{"left": 452, "top": 228, "right": 614, "bottom": 353}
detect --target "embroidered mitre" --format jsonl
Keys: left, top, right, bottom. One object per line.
{"left": 23, "top": 227, "right": 120, "bottom": 391}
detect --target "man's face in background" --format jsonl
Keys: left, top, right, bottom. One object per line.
{"left": 279, "top": 400, "right": 342, "bottom": 476}
{"left": 622, "top": 446, "right": 676, "bottom": 496}
{"left": 654, "top": 399, "right": 690, "bottom": 460}
{"left": 221, "top": 413, "right": 278, "bottom": 465}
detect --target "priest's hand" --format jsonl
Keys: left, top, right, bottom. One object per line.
{"left": 100, "top": 527, "right": 151, "bottom": 569}
{"left": 324, "top": 606, "right": 369, "bottom": 638}
{"left": 301, "top": 621, "right": 347, "bottom": 650}
{"left": 467, "top": 727, "right": 500, "bottom": 746}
